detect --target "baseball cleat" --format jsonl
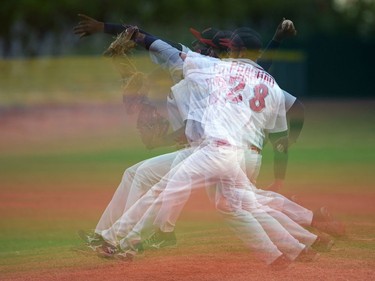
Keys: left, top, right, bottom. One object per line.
{"left": 312, "top": 207, "right": 346, "bottom": 237}
{"left": 312, "top": 232, "right": 335, "bottom": 252}
{"left": 269, "top": 254, "right": 292, "bottom": 271}
{"left": 96, "top": 241, "right": 119, "bottom": 259}
{"left": 77, "top": 229, "right": 104, "bottom": 246}
{"left": 71, "top": 245, "right": 99, "bottom": 255}
{"left": 144, "top": 229, "right": 177, "bottom": 250}
{"left": 114, "top": 247, "right": 138, "bottom": 262}
{"left": 295, "top": 246, "right": 319, "bottom": 262}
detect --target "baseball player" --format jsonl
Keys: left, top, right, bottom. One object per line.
{"left": 98, "top": 48, "right": 316, "bottom": 269}
{"left": 103, "top": 25, "right": 350, "bottom": 264}
{"left": 94, "top": 29, "right": 326, "bottom": 264}
{"left": 73, "top": 17, "right": 292, "bottom": 239}
{"left": 75, "top": 17, "right": 342, "bottom": 260}
{"left": 73, "top": 15, "right": 304, "bottom": 193}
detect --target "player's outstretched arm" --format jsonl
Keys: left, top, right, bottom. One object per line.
{"left": 73, "top": 14, "right": 182, "bottom": 52}
{"left": 73, "top": 14, "right": 134, "bottom": 37}
{"left": 257, "top": 18, "right": 297, "bottom": 71}
{"left": 73, "top": 14, "right": 106, "bottom": 38}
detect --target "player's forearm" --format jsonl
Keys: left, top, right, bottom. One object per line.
{"left": 257, "top": 40, "right": 281, "bottom": 71}
{"left": 273, "top": 149, "right": 288, "bottom": 180}
{"left": 287, "top": 99, "right": 305, "bottom": 145}
{"left": 104, "top": 23, "right": 182, "bottom": 52}
{"left": 103, "top": 23, "right": 152, "bottom": 36}
{"left": 269, "top": 132, "right": 289, "bottom": 180}
{"left": 103, "top": 23, "right": 126, "bottom": 35}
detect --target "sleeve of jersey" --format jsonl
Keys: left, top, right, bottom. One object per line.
{"left": 182, "top": 51, "right": 220, "bottom": 79}
{"left": 267, "top": 89, "right": 288, "bottom": 133}
{"left": 148, "top": 40, "right": 187, "bottom": 82}
{"left": 170, "top": 80, "right": 190, "bottom": 122}
{"left": 167, "top": 96, "right": 185, "bottom": 131}
{"left": 282, "top": 89, "right": 297, "bottom": 112}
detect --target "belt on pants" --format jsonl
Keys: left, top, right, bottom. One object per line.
{"left": 212, "top": 139, "right": 232, "bottom": 147}
{"left": 248, "top": 145, "right": 261, "bottom": 154}
{"left": 211, "top": 140, "right": 261, "bottom": 154}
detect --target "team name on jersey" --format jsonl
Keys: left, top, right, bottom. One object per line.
{"left": 213, "top": 60, "right": 275, "bottom": 88}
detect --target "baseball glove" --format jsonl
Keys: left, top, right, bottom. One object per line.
{"left": 103, "top": 26, "right": 150, "bottom": 113}
{"left": 103, "top": 26, "right": 140, "bottom": 81}
{"left": 136, "top": 103, "right": 170, "bottom": 149}
{"left": 103, "top": 26, "right": 138, "bottom": 57}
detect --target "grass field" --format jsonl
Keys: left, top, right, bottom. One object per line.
{"left": 0, "top": 57, "right": 374, "bottom": 280}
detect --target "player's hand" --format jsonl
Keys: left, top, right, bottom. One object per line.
{"left": 73, "top": 14, "right": 104, "bottom": 38}
{"left": 273, "top": 18, "right": 297, "bottom": 42}
{"left": 264, "top": 179, "right": 284, "bottom": 192}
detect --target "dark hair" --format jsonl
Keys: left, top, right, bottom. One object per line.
{"left": 229, "top": 27, "right": 263, "bottom": 50}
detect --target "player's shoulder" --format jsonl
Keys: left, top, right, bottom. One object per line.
{"left": 179, "top": 44, "right": 191, "bottom": 53}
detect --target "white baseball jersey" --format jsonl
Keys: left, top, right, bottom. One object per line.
{"left": 148, "top": 39, "right": 187, "bottom": 132}
{"left": 183, "top": 52, "right": 287, "bottom": 148}
{"left": 149, "top": 40, "right": 206, "bottom": 144}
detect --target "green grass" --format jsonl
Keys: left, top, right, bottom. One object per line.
{"left": 0, "top": 145, "right": 175, "bottom": 193}
{"left": 0, "top": 55, "right": 168, "bottom": 106}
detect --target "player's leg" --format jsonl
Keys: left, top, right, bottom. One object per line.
{"left": 243, "top": 148, "right": 314, "bottom": 225}
{"left": 262, "top": 190, "right": 345, "bottom": 237}
{"left": 100, "top": 168, "right": 181, "bottom": 246}
{"left": 94, "top": 160, "right": 145, "bottom": 233}
{"left": 124, "top": 151, "right": 180, "bottom": 211}
{"left": 262, "top": 205, "right": 318, "bottom": 248}
{"left": 133, "top": 146, "right": 197, "bottom": 235}
{"left": 95, "top": 150, "right": 180, "bottom": 236}
{"left": 100, "top": 147, "right": 195, "bottom": 245}
{"left": 215, "top": 182, "right": 284, "bottom": 265}
{"left": 212, "top": 170, "right": 314, "bottom": 264}
{"left": 116, "top": 145, "right": 283, "bottom": 265}
{"left": 153, "top": 144, "right": 242, "bottom": 232}
{"left": 256, "top": 189, "right": 313, "bottom": 226}
{"left": 119, "top": 144, "right": 244, "bottom": 251}
{"left": 152, "top": 145, "right": 288, "bottom": 265}
{"left": 218, "top": 159, "right": 318, "bottom": 264}
{"left": 243, "top": 149, "right": 262, "bottom": 183}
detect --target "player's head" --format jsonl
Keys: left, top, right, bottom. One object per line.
{"left": 220, "top": 27, "right": 262, "bottom": 60}
{"left": 190, "top": 27, "right": 232, "bottom": 58}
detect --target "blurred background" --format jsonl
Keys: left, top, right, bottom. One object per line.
{"left": 0, "top": 0, "right": 374, "bottom": 99}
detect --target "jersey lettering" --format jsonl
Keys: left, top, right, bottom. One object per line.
{"left": 226, "top": 77, "right": 245, "bottom": 103}
{"left": 250, "top": 84, "right": 269, "bottom": 112}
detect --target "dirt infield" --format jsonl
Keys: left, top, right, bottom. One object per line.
{"left": 1, "top": 188, "right": 374, "bottom": 281}
{"left": 1, "top": 101, "right": 374, "bottom": 281}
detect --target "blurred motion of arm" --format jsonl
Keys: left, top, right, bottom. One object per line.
{"left": 287, "top": 99, "right": 305, "bottom": 146}
{"left": 257, "top": 18, "right": 297, "bottom": 71}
